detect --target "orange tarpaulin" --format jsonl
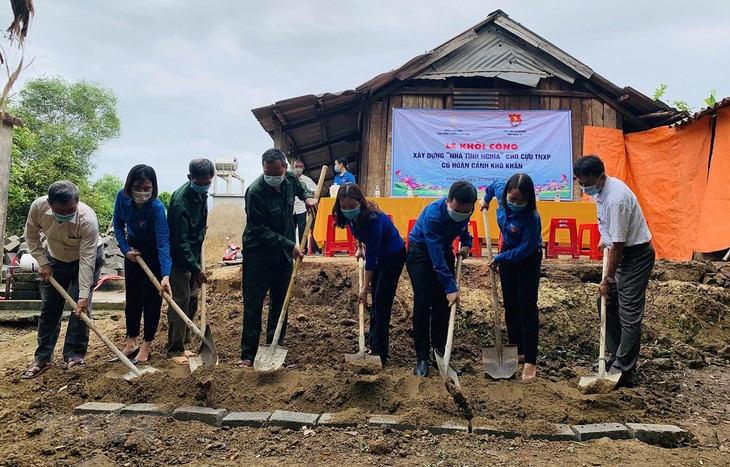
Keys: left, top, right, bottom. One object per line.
{"left": 696, "top": 107, "right": 730, "bottom": 252}
{"left": 583, "top": 118, "right": 713, "bottom": 260}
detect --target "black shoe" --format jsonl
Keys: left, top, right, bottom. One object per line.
{"left": 414, "top": 359, "right": 429, "bottom": 377}
{"left": 614, "top": 368, "right": 636, "bottom": 389}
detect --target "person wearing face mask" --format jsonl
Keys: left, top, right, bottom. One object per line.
{"left": 238, "top": 148, "right": 317, "bottom": 368}
{"left": 292, "top": 159, "right": 322, "bottom": 255}
{"left": 480, "top": 173, "right": 543, "bottom": 380}
{"left": 573, "top": 155, "right": 654, "bottom": 388}
{"left": 166, "top": 158, "right": 215, "bottom": 364}
{"left": 21, "top": 181, "right": 104, "bottom": 378}
{"left": 332, "top": 183, "right": 405, "bottom": 366}
{"left": 112, "top": 165, "right": 172, "bottom": 364}
{"left": 333, "top": 157, "right": 356, "bottom": 185}
{"left": 407, "top": 180, "right": 476, "bottom": 377}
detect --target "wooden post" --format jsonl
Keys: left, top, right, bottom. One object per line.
{"left": 0, "top": 116, "right": 18, "bottom": 244}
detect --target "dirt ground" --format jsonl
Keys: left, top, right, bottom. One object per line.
{"left": 0, "top": 257, "right": 728, "bottom": 466}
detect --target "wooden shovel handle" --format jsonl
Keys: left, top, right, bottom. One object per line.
{"left": 442, "top": 254, "right": 463, "bottom": 364}
{"left": 598, "top": 247, "right": 610, "bottom": 377}
{"left": 482, "top": 209, "right": 504, "bottom": 349}
{"left": 200, "top": 245, "right": 206, "bottom": 329}
{"left": 357, "top": 258, "right": 366, "bottom": 353}
{"left": 49, "top": 276, "right": 141, "bottom": 376}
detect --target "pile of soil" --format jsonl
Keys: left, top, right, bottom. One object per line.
{"left": 1, "top": 257, "right": 728, "bottom": 465}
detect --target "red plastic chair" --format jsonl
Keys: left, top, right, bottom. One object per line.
{"left": 578, "top": 223, "right": 603, "bottom": 260}
{"left": 451, "top": 220, "right": 481, "bottom": 258}
{"left": 546, "top": 218, "right": 579, "bottom": 259}
{"left": 324, "top": 215, "right": 357, "bottom": 257}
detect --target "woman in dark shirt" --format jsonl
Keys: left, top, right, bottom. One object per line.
{"left": 332, "top": 183, "right": 405, "bottom": 366}
{"left": 481, "top": 173, "right": 542, "bottom": 380}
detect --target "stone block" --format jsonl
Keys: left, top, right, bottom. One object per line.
{"left": 471, "top": 425, "right": 520, "bottom": 439}
{"left": 13, "top": 272, "right": 39, "bottom": 282}
{"left": 74, "top": 402, "right": 126, "bottom": 415}
{"left": 120, "top": 403, "right": 173, "bottom": 417}
{"left": 11, "top": 290, "right": 41, "bottom": 300}
{"left": 172, "top": 406, "right": 228, "bottom": 426}
{"left": 526, "top": 424, "right": 578, "bottom": 441}
{"left": 4, "top": 239, "right": 20, "bottom": 253}
{"left": 11, "top": 280, "right": 40, "bottom": 291}
{"left": 626, "top": 423, "right": 689, "bottom": 447}
{"left": 367, "top": 414, "right": 416, "bottom": 432}
{"left": 571, "top": 423, "right": 631, "bottom": 441}
{"left": 423, "top": 421, "right": 469, "bottom": 435}
{"left": 318, "top": 412, "right": 365, "bottom": 429}
{"left": 221, "top": 412, "right": 271, "bottom": 428}
{"left": 269, "top": 410, "right": 320, "bottom": 430}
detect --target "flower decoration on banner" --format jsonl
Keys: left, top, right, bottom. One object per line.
{"left": 534, "top": 174, "right": 571, "bottom": 200}
{"left": 392, "top": 170, "right": 445, "bottom": 197}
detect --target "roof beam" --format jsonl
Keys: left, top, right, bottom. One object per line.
{"left": 579, "top": 81, "right": 650, "bottom": 131}
{"left": 290, "top": 131, "right": 361, "bottom": 156}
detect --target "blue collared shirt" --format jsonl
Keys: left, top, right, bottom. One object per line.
{"left": 408, "top": 198, "right": 473, "bottom": 294}
{"left": 334, "top": 171, "right": 356, "bottom": 185}
{"left": 112, "top": 189, "right": 172, "bottom": 277}
{"left": 349, "top": 211, "right": 404, "bottom": 271}
{"left": 484, "top": 181, "right": 542, "bottom": 264}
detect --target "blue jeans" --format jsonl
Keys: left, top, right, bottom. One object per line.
{"left": 35, "top": 244, "right": 103, "bottom": 364}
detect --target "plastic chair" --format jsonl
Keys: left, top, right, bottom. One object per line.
{"left": 546, "top": 218, "right": 579, "bottom": 259}
{"left": 324, "top": 215, "right": 357, "bottom": 257}
{"left": 451, "top": 220, "right": 481, "bottom": 258}
{"left": 578, "top": 223, "right": 603, "bottom": 260}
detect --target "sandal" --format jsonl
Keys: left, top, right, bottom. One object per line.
{"left": 67, "top": 357, "right": 85, "bottom": 369}
{"left": 110, "top": 347, "right": 140, "bottom": 363}
{"left": 21, "top": 362, "right": 51, "bottom": 379}
{"left": 237, "top": 359, "right": 253, "bottom": 368}
{"left": 133, "top": 353, "right": 152, "bottom": 365}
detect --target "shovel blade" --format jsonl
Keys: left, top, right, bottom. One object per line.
{"left": 482, "top": 344, "right": 519, "bottom": 379}
{"left": 197, "top": 324, "right": 218, "bottom": 368}
{"left": 434, "top": 350, "right": 460, "bottom": 388}
{"left": 344, "top": 352, "right": 383, "bottom": 371}
{"left": 254, "top": 344, "right": 288, "bottom": 372}
{"left": 122, "top": 366, "right": 158, "bottom": 381}
{"left": 578, "top": 371, "right": 622, "bottom": 393}
{"left": 188, "top": 356, "right": 203, "bottom": 373}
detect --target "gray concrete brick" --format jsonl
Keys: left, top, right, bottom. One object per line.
{"left": 317, "top": 412, "right": 361, "bottom": 429}
{"left": 222, "top": 412, "right": 271, "bottom": 428}
{"left": 626, "top": 423, "right": 689, "bottom": 447}
{"left": 74, "top": 402, "right": 126, "bottom": 415}
{"left": 172, "top": 406, "right": 228, "bottom": 426}
{"left": 120, "top": 403, "right": 172, "bottom": 417}
{"left": 471, "top": 425, "right": 520, "bottom": 439}
{"left": 571, "top": 423, "right": 631, "bottom": 441}
{"left": 269, "top": 410, "right": 320, "bottom": 430}
{"left": 526, "top": 424, "right": 578, "bottom": 441}
{"left": 367, "top": 414, "right": 416, "bottom": 432}
{"left": 423, "top": 421, "right": 469, "bottom": 435}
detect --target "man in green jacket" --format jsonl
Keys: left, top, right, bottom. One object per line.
{"left": 238, "top": 148, "right": 317, "bottom": 367}
{"left": 167, "top": 158, "right": 214, "bottom": 364}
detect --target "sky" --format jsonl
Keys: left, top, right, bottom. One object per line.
{"left": 6, "top": 0, "right": 729, "bottom": 193}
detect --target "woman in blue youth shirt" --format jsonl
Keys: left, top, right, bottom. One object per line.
{"left": 332, "top": 183, "right": 405, "bottom": 366}
{"left": 481, "top": 173, "right": 542, "bottom": 380}
{"left": 113, "top": 165, "right": 172, "bottom": 364}
{"left": 333, "top": 157, "right": 356, "bottom": 185}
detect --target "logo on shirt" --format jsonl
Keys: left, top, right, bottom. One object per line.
{"left": 508, "top": 114, "right": 522, "bottom": 127}
{"left": 509, "top": 223, "right": 519, "bottom": 233}
{"left": 139, "top": 220, "right": 146, "bottom": 227}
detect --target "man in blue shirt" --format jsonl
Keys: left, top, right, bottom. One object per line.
{"left": 407, "top": 181, "right": 476, "bottom": 377}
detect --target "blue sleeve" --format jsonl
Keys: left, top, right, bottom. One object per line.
{"left": 362, "top": 215, "right": 383, "bottom": 271}
{"left": 494, "top": 213, "right": 540, "bottom": 263}
{"left": 153, "top": 200, "right": 172, "bottom": 277}
{"left": 484, "top": 180, "right": 504, "bottom": 205}
{"left": 457, "top": 221, "right": 473, "bottom": 249}
{"left": 112, "top": 191, "right": 131, "bottom": 255}
{"left": 423, "top": 211, "right": 458, "bottom": 294}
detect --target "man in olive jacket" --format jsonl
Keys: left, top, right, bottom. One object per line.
{"left": 238, "top": 148, "right": 317, "bottom": 367}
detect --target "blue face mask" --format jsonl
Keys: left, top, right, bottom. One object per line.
{"left": 341, "top": 207, "right": 361, "bottom": 220}
{"left": 53, "top": 212, "right": 76, "bottom": 223}
{"left": 264, "top": 175, "right": 285, "bottom": 188}
{"left": 581, "top": 184, "right": 601, "bottom": 196}
{"left": 506, "top": 201, "right": 527, "bottom": 212}
{"left": 447, "top": 207, "right": 472, "bottom": 222}
{"left": 190, "top": 182, "right": 211, "bottom": 194}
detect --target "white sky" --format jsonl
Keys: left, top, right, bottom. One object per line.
{"left": 7, "top": 0, "right": 729, "bottom": 192}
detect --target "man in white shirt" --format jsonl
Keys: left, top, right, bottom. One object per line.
{"left": 21, "top": 181, "right": 104, "bottom": 378}
{"left": 574, "top": 155, "right": 655, "bottom": 388}
{"left": 292, "top": 159, "right": 321, "bottom": 255}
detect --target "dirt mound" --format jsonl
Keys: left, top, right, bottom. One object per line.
{"left": 203, "top": 203, "right": 246, "bottom": 266}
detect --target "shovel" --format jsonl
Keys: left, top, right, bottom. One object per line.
{"left": 49, "top": 276, "right": 157, "bottom": 381}
{"left": 579, "top": 248, "right": 621, "bottom": 392}
{"left": 188, "top": 245, "right": 211, "bottom": 372}
{"left": 481, "top": 210, "right": 519, "bottom": 379}
{"left": 434, "top": 254, "right": 463, "bottom": 388}
{"left": 254, "top": 165, "right": 328, "bottom": 371}
{"left": 344, "top": 258, "right": 382, "bottom": 370}
{"left": 137, "top": 256, "right": 218, "bottom": 368}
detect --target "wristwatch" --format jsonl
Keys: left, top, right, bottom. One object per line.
{"left": 603, "top": 276, "right": 616, "bottom": 284}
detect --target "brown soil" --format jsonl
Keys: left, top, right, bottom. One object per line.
{"left": 1, "top": 257, "right": 728, "bottom": 465}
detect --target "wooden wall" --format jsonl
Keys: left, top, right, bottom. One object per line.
{"left": 359, "top": 78, "right": 620, "bottom": 200}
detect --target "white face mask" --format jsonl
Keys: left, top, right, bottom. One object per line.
{"left": 293, "top": 167, "right": 304, "bottom": 175}
{"left": 132, "top": 190, "right": 152, "bottom": 204}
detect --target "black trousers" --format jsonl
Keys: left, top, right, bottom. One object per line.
{"left": 499, "top": 247, "right": 542, "bottom": 365}
{"left": 240, "top": 252, "right": 293, "bottom": 361}
{"left": 407, "top": 243, "right": 455, "bottom": 361}
{"left": 367, "top": 246, "right": 406, "bottom": 362}
{"left": 294, "top": 212, "right": 320, "bottom": 254}
{"left": 124, "top": 237, "right": 163, "bottom": 342}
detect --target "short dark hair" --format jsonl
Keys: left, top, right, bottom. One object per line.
{"left": 262, "top": 148, "right": 287, "bottom": 166}
{"left": 124, "top": 164, "right": 159, "bottom": 200}
{"left": 332, "top": 182, "right": 382, "bottom": 228}
{"left": 336, "top": 157, "right": 348, "bottom": 169}
{"left": 447, "top": 180, "right": 477, "bottom": 204}
{"left": 189, "top": 158, "right": 215, "bottom": 178}
{"left": 48, "top": 180, "right": 80, "bottom": 205}
{"left": 501, "top": 173, "right": 537, "bottom": 212}
{"left": 293, "top": 159, "right": 306, "bottom": 167}
{"left": 573, "top": 155, "right": 605, "bottom": 178}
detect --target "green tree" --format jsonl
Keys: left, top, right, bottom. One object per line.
{"left": 82, "top": 173, "right": 123, "bottom": 233}
{"left": 6, "top": 77, "right": 122, "bottom": 235}
{"left": 158, "top": 191, "right": 172, "bottom": 210}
